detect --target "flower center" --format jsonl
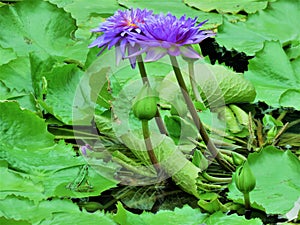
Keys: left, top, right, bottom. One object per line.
{"left": 126, "top": 19, "right": 138, "bottom": 28}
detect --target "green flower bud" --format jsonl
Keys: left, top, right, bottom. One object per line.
{"left": 132, "top": 83, "right": 158, "bottom": 121}
{"left": 235, "top": 161, "right": 256, "bottom": 194}
{"left": 231, "top": 152, "right": 246, "bottom": 166}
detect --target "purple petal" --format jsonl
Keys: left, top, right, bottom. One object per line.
{"left": 180, "top": 46, "right": 201, "bottom": 59}
{"left": 167, "top": 46, "right": 181, "bottom": 56}
{"left": 115, "top": 47, "right": 122, "bottom": 66}
{"left": 127, "top": 44, "right": 141, "bottom": 68}
{"left": 144, "top": 47, "right": 167, "bottom": 62}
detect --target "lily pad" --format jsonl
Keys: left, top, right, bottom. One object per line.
{"left": 0, "top": 0, "right": 88, "bottom": 63}
{"left": 42, "top": 63, "right": 94, "bottom": 125}
{"left": 184, "top": 0, "right": 276, "bottom": 14}
{"left": 0, "top": 101, "right": 54, "bottom": 150}
{"left": 113, "top": 202, "right": 208, "bottom": 225}
{"left": 216, "top": 0, "right": 300, "bottom": 55}
{"left": 46, "top": 0, "right": 123, "bottom": 38}
{"left": 228, "top": 146, "right": 300, "bottom": 215}
{"left": 0, "top": 46, "right": 16, "bottom": 65}
{"left": 0, "top": 101, "right": 119, "bottom": 199}
{"left": 117, "top": 0, "right": 222, "bottom": 29}
{"left": 204, "top": 211, "right": 262, "bottom": 225}
{"left": 245, "top": 41, "right": 300, "bottom": 109}
{"left": 113, "top": 202, "right": 262, "bottom": 225}
{"left": 0, "top": 161, "right": 45, "bottom": 202}
{"left": 0, "top": 196, "right": 115, "bottom": 225}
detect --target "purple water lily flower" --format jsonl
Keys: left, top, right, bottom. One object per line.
{"left": 89, "top": 8, "right": 153, "bottom": 68}
{"left": 127, "top": 13, "right": 215, "bottom": 62}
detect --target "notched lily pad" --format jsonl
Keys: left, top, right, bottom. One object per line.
{"left": 228, "top": 146, "right": 300, "bottom": 215}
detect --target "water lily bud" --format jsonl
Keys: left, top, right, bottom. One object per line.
{"left": 132, "top": 83, "right": 157, "bottom": 121}
{"left": 231, "top": 152, "right": 246, "bottom": 166}
{"left": 235, "top": 161, "right": 256, "bottom": 194}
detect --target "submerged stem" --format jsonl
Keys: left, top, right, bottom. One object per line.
{"left": 169, "top": 55, "right": 234, "bottom": 172}
{"left": 137, "top": 55, "right": 168, "bottom": 135}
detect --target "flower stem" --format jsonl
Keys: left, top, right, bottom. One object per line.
{"left": 141, "top": 119, "right": 161, "bottom": 175}
{"left": 243, "top": 192, "right": 251, "bottom": 210}
{"left": 169, "top": 55, "right": 234, "bottom": 172}
{"left": 137, "top": 55, "right": 168, "bottom": 135}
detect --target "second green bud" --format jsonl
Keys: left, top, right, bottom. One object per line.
{"left": 132, "top": 82, "right": 158, "bottom": 121}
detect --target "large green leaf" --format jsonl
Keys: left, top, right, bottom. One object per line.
{"left": 46, "top": 0, "right": 123, "bottom": 38}
{"left": 204, "top": 211, "right": 262, "bottom": 225}
{"left": 113, "top": 202, "right": 208, "bottom": 225}
{"left": 0, "top": 101, "right": 119, "bottom": 199}
{"left": 113, "top": 202, "right": 262, "bottom": 225}
{"left": 0, "top": 46, "right": 16, "bottom": 66}
{"left": 244, "top": 41, "right": 300, "bottom": 109}
{"left": 117, "top": 0, "right": 222, "bottom": 29}
{"left": 184, "top": 0, "right": 275, "bottom": 14}
{"left": 0, "top": 57, "right": 32, "bottom": 93}
{"left": 228, "top": 146, "right": 300, "bottom": 214}
{"left": 0, "top": 196, "right": 115, "bottom": 225}
{"left": 0, "top": 161, "right": 45, "bottom": 202}
{"left": 216, "top": 0, "right": 300, "bottom": 55}
{"left": 0, "top": 0, "right": 88, "bottom": 63}
{"left": 0, "top": 54, "right": 60, "bottom": 111}
{"left": 0, "top": 217, "right": 30, "bottom": 225}
{"left": 0, "top": 101, "right": 54, "bottom": 149}
{"left": 0, "top": 56, "right": 39, "bottom": 111}
{"left": 1, "top": 142, "right": 119, "bottom": 199}
{"left": 42, "top": 63, "right": 94, "bottom": 125}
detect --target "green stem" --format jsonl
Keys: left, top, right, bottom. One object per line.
{"left": 220, "top": 149, "right": 247, "bottom": 161}
{"left": 202, "top": 172, "right": 232, "bottom": 183}
{"left": 54, "top": 136, "right": 98, "bottom": 140}
{"left": 243, "top": 192, "right": 251, "bottom": 210}
{"left": 137, "top": 55, "right": 168, "bottom": 135}
{"left": 141, "top": 120, "right": 161, "bottom": 175}
{"left": 137, "top": 55, "right": 148, "bottom": 83}
{"left": 169, "top": 55, "right": 234, "bottom": 172}
{"left": 188, "top": 61, "right": 202, "bottom": 102}
{"left": 277, "top": 110, "right": 287, "bottom": 122}
{"left": 50, "top": 127, "right": 100, "bottom": 137}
